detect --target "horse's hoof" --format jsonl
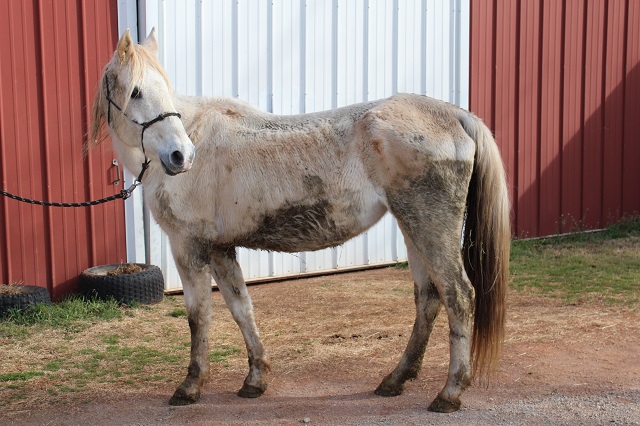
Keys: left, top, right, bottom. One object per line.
{"left": 427, "top": 395, "right": 461, "bottom": 413}
{"left": 374, "top": 382, "right": 403, "bottom": 397}
{"left": 169, "top": 388, "right": 200, "bottom": 406}
{"left": 374, "top": 375, "right": 403, "bottom": 397}
{"left": 237, "top": 383, "right": 266, "bottom": 398}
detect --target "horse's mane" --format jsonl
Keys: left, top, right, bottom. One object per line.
{"left": 87, "top": 43, "right": 172, "bottom": 152}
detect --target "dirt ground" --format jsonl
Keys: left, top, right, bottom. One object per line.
{"left": 2, "top": 268, "right": 639, "bottom": 425}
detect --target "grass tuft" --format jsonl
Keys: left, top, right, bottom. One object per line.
{"left": 0, "top": 296, "right": 124, "bottom": 337}
{"left": 209, "top": 345, "right": 241, "bottom": 365}
{"left": 168, "top": 308, "right": 187, "bottom": 318}
{"left": 0, "top": 371, "right": 45, "bottom": 382}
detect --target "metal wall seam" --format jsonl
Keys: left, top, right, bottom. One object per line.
{"left": 602, "top": 0, "right": 626, "bottom": 225}
{"left": 37, "top": 0, "right": 55, "bottom": 292}
{"left": 79, "top": 0, "right": 97, "bottom": 269}
{"left": 560, "top": 0, "right": 585, "bottom": 229}
{"left": 623, "top": 0, "right": 640, "bottom": 214}
{"left": 582, "top": 1, "right": 606, "bottom": 230}
{"left": 0, "top": 1, "right": 8, "bottom": 284}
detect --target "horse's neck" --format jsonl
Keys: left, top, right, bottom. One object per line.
{"left": 172, "top": 94, "right": 236, "bottom": 124}
{"left": 172, "top": 94, "right": 205, "bottom": 130}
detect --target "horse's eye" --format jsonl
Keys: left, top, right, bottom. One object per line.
{"left": 131, "top": 86, "right": 141, "bottom": 99}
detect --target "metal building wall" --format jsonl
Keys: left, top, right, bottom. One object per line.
{"left": 124, "top": 0, "right": 471, "bottom": 290}
{"left": 0, "top": 0, "right": 125, "bottom": 299}
{"left": 470, "top": 0, "right": 640, "bottom": 238}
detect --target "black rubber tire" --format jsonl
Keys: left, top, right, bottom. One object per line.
{"left": 0, "top": 285, "right": 51, "bottom": 317}
{"left": 78, "top": 264, "right": 164, "bottom": 305}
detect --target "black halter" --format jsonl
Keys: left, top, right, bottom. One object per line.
{"left": 104, "top": 74, "right": 181, "bottom": 183}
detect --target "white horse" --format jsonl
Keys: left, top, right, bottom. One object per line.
{"left": 90, "top": 29, "right": 510, "bottom": 413}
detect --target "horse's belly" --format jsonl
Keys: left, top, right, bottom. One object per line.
{"left": 232, "top": 198, "right": 386, "bottom": 253}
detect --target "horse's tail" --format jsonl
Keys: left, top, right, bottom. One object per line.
{"left": 457, "top": 111, "right": 510, "bottom": 381}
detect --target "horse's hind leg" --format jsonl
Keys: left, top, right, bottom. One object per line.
{"left": 420, "top": 243, "right": 474, "bottom": 413}
{"left": 375, "top": 233, "right": 441, "bottom": 396}
{"left": 387, "top": 162, "right": 474, "bottom": 413}
{"left": 209, "top": 249, "right": 270, "bottom": 398}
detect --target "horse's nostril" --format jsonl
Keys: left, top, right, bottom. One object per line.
{"left": 170, "top": 150, "right": 184, "bottom": 166}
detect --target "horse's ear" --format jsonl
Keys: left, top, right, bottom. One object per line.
{"left": 117, "top": 29, "right": 134, "bottom": 64}
{"left": 143, "top": 27, "right": 159, "bottom": 55}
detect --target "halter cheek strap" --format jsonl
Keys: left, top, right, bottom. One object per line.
{"left": 103, "top": 74, "right": 181, "bottom": 183}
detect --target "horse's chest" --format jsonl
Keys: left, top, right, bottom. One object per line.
{"left": 147, "top": 184, "right": 216, "bottom": 239}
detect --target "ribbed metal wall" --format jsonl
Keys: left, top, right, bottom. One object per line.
{"left": 124, "top": 0, "right": 470, "bottom": 290}
{"left": 0, "top": 0, "right": 125, "bottom": 299}
{"left": 470, "top": 0, "right": 640, "bottom": 238}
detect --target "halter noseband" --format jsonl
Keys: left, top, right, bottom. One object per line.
{"left": 104, "top": 74, "right": 182, "bottom": 183}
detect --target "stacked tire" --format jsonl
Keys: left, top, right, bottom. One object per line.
{"left": 0, "top": 285, "right": 51, "bottom": 317}
{"left": 79, "top": 264, "right": 164, "bottom": 305}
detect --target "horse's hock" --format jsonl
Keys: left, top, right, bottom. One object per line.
{"left": 78, "top": 264, "right": 164, "bottom": 305}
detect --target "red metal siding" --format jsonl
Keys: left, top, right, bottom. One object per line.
{"left": 470, "top": 0, "right": 640, "bottom": 238}
{"left": 0, "top": 0, "right": 123, "bottom": 299}
{"left": 561, "top": 0, "right": 586, "bottom": 231}
{"left": 539, "top": 0, "right": 563, "bottom": 236}
{"left": 517, "top": 0, "right": 542, "bottom": 237}
{"left": 582, "top": 0, "right": 606, "bottom": 229}
{"left": 602, "top": 0, "right": 627, "bottom": 223}
{"left": 494, "top": 1, "right": 518, "bottom": 215}
{"left": 623, "top": 0, "right": 640, "bottom": 215}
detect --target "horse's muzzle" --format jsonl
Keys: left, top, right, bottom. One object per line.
{"left": 160, "top": 147, "right": 195, "bottom": 176}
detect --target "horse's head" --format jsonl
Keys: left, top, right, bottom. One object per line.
{"left": 90, "top": 29, "right": 194, "bottom": 178}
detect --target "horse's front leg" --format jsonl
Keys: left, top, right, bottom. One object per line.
{"left": 210, "top": 249, "right": 271, "bottom": 398}
{"left": 169, "top": 247, "right": 214, "bottom": 406}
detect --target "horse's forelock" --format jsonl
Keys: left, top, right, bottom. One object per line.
{"left": 133, "top": 44, "right": 173, "bottom": 92}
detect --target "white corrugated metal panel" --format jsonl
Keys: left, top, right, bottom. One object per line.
{"left": 124, "top": 0, "right": 470, "bottom": 290}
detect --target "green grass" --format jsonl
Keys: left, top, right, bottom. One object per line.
{"left": 168, "top": 308, "right": 186, "bottom": 318}
{"left": 510, "top": 216, "right": 640, "bottom": 303}
{"left": 0, "top": 296, "right": 123, "bottom": 335}
{"left": 0, "top": 296, "right": 172, "bottom": 404}
{"left": 44, "top": 361, "right": 64, "bottom": 372}
{"left": 0, "top": 371, "right": 45, "bottom": 382}
{"left": 102, "top": 334, "right": 120, "bottom": 345}
{"left": 394, "top": 262, "right": 410, "bottom": 270}
{"left": 511, "top": 215, "right": 640, "bottom": 253}
{"left": 209, "top": 345, "right": 241, "bottom": 364}
{"left": 0, "top": 340, "right": 184, "bottom": 407}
